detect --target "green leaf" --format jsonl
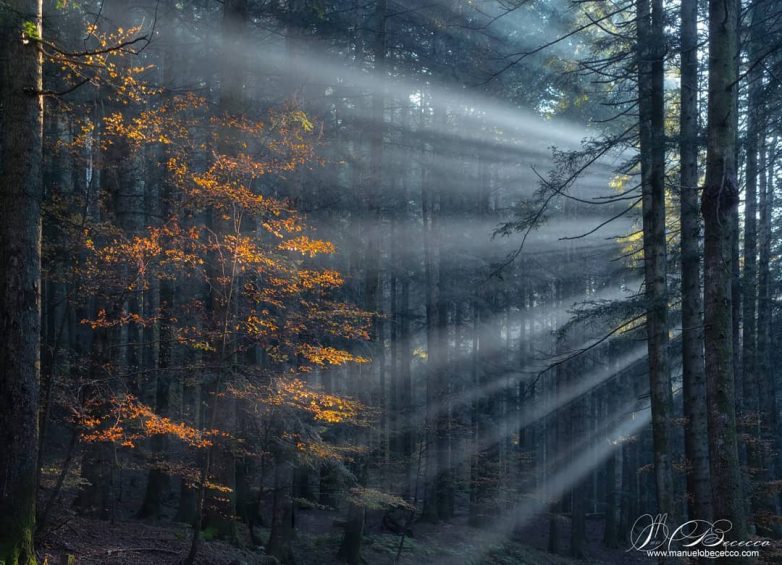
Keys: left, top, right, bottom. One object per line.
{"left": 22, "top": 21, "right": 40, "bottom": 40}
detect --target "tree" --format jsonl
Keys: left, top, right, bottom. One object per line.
{"left": 637, "top": 0, "right": 676, "bottom": 523}
{"left": 741, "top": 0, "right": 768, "bottom": 529}
{"left": 13, "top": 0, "right": 782, "bottom": 562}
{"left": 702, "top": 0, "right": 748, "bottom": 540}
{"left": 680, "top": 0, "right": 711, "bottom": 523}
{"left": 0, "top": 2, "right": 43, "bottom": 564}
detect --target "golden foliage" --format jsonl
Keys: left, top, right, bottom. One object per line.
{"left": 44, "top": 34, "right": 374, "bottom": 488}
{"left": 297, "top": 344, "right": 369, "bottom": 368}
{"left": 278, "top": 235, "right": 336, "bottom": 257}
{"left": 265, "top": 378, "right": 367, "bottom": 425}
{"left": 44, "top": 25, "right": 159, "bottom": 103}
{"left": 78, "top": 395, "right": 221, "bottom": 449}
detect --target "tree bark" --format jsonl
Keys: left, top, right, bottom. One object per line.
{"left": 268, "top": 459, "right": 296, "bottom": 564}
{"left": 741, "top": 20, "right": 762, "bottom": 524}
{"left": 637, "top": 0, "right": 677, "bottom": 524}
{"left": 756, "top": 140, "right": 782, "bottom": 535}
{"left": 0, "top": 2, "right": 43, "bottom": 563}
{"left": 421, "top": 118, "right": 439, "bottom": 523}
{"left": 680, "top": 0, "right": 712, "bottom": 523}
{"left": 702, "top": 0, "right": 749, "bottom": 542}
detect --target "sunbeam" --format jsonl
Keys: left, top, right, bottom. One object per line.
{"left": 414, "top": 342, "right": 650, "bottom": 487}
{"left": 13, "top": 0, "right": 765, "bottom": 563}
{"left": 430, "top": 405, "right": 652, "bottom": 564}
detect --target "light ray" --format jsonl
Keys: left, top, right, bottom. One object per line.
{"left": 415, "top": 343, "right": 649, "bottom": 487}
{"left": 430, "top": 405, "right": 653, "bottom": 564}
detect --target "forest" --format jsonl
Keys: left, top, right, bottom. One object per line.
{"left": 1, "top": 0, "right": 782, "bottom": 563}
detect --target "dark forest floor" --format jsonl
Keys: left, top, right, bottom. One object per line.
{"left": 36, "top": 463, "right": 661, "bottom": 564}
{"left": 37, "top": 467, "right": 781, "bottom": 565}
{"left": 37, "top": 509, "right": 659, "bottom": 565}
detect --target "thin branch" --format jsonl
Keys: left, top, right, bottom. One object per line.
{"left": 34, "top": 34, "right": 150, "bottom": 58}
{"left": 559, "top": 197, "right": 641, "bottom": 240}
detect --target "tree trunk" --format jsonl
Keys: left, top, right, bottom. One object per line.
{"left": 756, "top": 141, "right": 782, "bottom": 536}
{"left": 138, "top": 279, "right": 173, "bottom": 519}
{"left": 603, "top": 346, "right": 623, "bottom": 547}
{"left": 0, "top": 3, "right": 43, "bottom": 562}
{"left": 702, "top": 0, "right": 749, "bottom": 541}
{"left": 268, "top": 459, "right": 296, "bottom": 564}
{"left": 680, "top": 0, "right": 712, "bottom": 523}
{"left": 421, "top": 130, "right": 439, "bottom": 523}
{"left": 570, "top": 397, "right": 587, "bottom": 559}
{"left": 637, "top": 0, "right": 676, "bottom": 523}
{"left": 435, "top": 192, "right": 452, "bottom": 520}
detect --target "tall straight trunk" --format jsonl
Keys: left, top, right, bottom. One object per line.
{"left": 731, "top": 204, "right": 742, "bottom": 416}
{"left": 549, "top": 280, "right": 567, "bottom": 556}
{"left": 741, "top": 0, "right": 778, "bottom": 533}
{"left": 38, "top": 110, "right": 74, "bottom": 510}
{"left": 421, "top": 152, "right": 439, "bottom": 522}
{"left": 435, "top": 195, "right": 452, "bottom": 520}
{"left": 620, "top": 404, "right": 640, "bottom": 534}
{"left": 138, "top": 276, "right": 173, "bottom": 519}
{"left": 72, "top": 108, "right": 115, "bottom": 518}
{"left": 702, "top": 0, "right": 748, "bottom": 540}
{"left": 517, "top": 283, "right": 534, "bottom": 495}
{"left": 548, "top": 382, "right": 565, "bottom": 552}
{"left": 337, "top": 1, "right": 386, "bottom": 557}
{"left": 679, "top": 0, "right": 712, "bottom": 522}
{"left": 371, "top": 0, "right": 387, "bottom": 449}
{"left": 637, "top": 0, "right": 676, "bottom": 521}
{"left": 389, "top": 226, "right": 399, "bottom": 461}
{"left": 175, "top": 352, "right": 200, "bottom": 524}
{"left": 186, "top": 3, "right": 247, "bottom": 559}
{"left": 337, "top": 460, "right": 367, "bottom": 565}
{"left": 0, "top": 2, "right": 43, "bottom": 564}
{"left": 468, "top": 162, "right": 501, "bottom": 529}
{"left": 268, "top": 460, "right": 296, "bottom": 564}
{"left": 565, "top": 228, "right": 586, "bottom": 557}
{"left": 741, "top": 15, "right": 761, "bottom": 426}
{"left": 756, "top": 143, "right": 772, "bottom": 387}
{"left": 364, "top": 0, "right": 384, "bottom": 346}
{"left": 469, "top": 300, "right": 480, "bottom": 527}
{"left": 756, "top": 142, "right": 782, "bottom": 535}
{"left": 139, "top": 14, "right": 177, "bottom": 516}
{"left": 570, "top": 393, "right": 587, "bottom": 559}
{"left": 741, "top": 48, "right": 761, "bottom": 523}
{"left": 603, "top": 347, "right": 624, "bottom": 547}
{"left": 203, "top": 0, "right": 247, "bottom": 541}
{"left": 400, "top": 275, "right": 414, "bottom": 496}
